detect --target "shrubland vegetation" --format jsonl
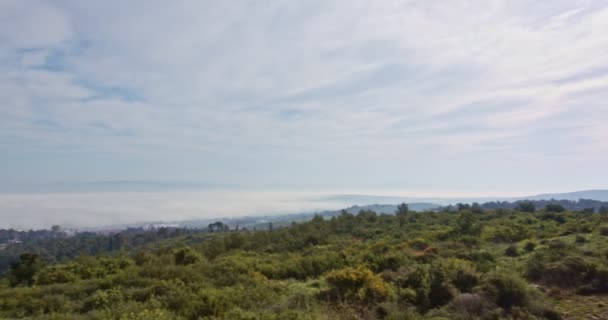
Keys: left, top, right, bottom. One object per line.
{"left": 1, "top": 203, "right": 608, "bottom": 319}
{"left": 0, "top": 227, "right": 205, "bottom": 275}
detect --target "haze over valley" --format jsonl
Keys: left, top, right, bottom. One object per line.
{"left": 3, "top": 187, "right": 608, "bottom": 229}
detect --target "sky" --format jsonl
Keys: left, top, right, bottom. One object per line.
{"left": 1, "top": 0, "right": 608, "bottom": 200}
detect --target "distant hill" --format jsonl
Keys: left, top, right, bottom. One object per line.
{"left": 525, "top": 190, "right": 608, "bottom": 202}
{"left": 446, "top": 199, "right": 608, "bottom": 212}
{"left": 324, "top": 190, "right": 608, "bottom": 206}
{"left": 334, "top": 203, "right": 440, "bottom": 214}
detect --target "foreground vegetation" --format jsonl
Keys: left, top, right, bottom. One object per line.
{"left": 1, "top": 202, "right": 608, "bottom": 319}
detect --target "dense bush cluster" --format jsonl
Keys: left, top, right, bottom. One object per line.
{"left": 1, "top": 205, "right": 608, "bottom": 319}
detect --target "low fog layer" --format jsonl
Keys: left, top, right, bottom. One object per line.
{"left": 1, "top": 188, "right": 574, "bottom": 230}
{"left": 0, "top": 191, "right": 370, "bottom": 229}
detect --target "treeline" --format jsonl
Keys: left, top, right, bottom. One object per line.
{"left": 0, "top": 227, "right": 205, "bottom": 275}
{"left": 0, "top": 226, "right": 68, "bottom": 244}
{"left": 444, "top": 199, "right": 608, "bottom": 213}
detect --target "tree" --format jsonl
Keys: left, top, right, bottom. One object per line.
{"left": 545, "top": 204, "right": 565, "bottom": 213}
{"left": 9, "top": 253, "right": 45, "bottom": 286}
{"left": 471, "top": 203, "right": 483, "bottom": 214}
{"left": 395, "top": 203, "right": 409, "bottom": 226}
{"left": 516, "top": 201, "right": 536, "bottom": 213}
{"left": 395, "top": 203, "right": 409, "bottom": 215}
{"left": 457, "top": 203, "right": 471, "bottom": 211}
{"left": 208, "top": 221, "right": 228, "bottom": 232}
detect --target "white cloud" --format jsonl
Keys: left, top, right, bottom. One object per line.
{"left": 0, "top": 0, "right": 608, "bottom": 193}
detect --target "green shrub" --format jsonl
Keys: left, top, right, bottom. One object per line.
{"left": 524, "top": 241, "right": 536, "bottom": 252}
{"left": 577, "top": 268, "right": 608, "bottom": 295}
{"left": 35, "top": 265, "right": 78, "bottom": 285}
{"left": 504, "top": 245, "right": 519, "bottom": 257}
{"left": 516, "top": 201, "right": 536, "bottom": 213}
{"left": 540, "top": 256, "right": 595, "bottom": 288}
{"left": 449, "top": 293, "right": 486, "bottom": 319}
{"left": 173, "top": 246, "right": 202, "bottom": 266}
{"left": 547, "top": 240, "right": 567, "bottom": 250}
{"left": 452, "top": 269, "right": 479, "bottom": 293}
{"left": 480, "top": 273, "right": 530, "bottom": 310}
{"left": 324, "top": 266, "right": 392, "bottom": 303}
{"left": 83, "top": 288, "right": 124, "bottom": 312}
{"left": 9, "top": 253, "right": 46, "bottom": 286}
{"left": 403, "top": 265, "right": 456, "bottom": 312}
{"left": 459, "top": 250, "right": 495, "bottom": 273}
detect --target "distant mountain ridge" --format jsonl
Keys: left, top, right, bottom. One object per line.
{"left": 526, "top": 190, "right": 608, "bottom": 202}
{"left": 323, "top": 189, "right": 608, "bottom": 206}
{"left": 330, "top": 203, "right": 440, "bottom": 215}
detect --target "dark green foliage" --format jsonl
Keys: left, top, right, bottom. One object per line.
{"left": 547, "top": 239, "right": 567, "bottom": 250}
{"left": 526, "top": 251, "right": 599, "bottom": 291}
{"left": 504, "top": 245, "right": 519, "bottom": 257}
{"left": 480, "top": 273, "right": 530, "bottom": 310}
{"left": 456, "top": 211, "right": 482, "bottom": 236}
{"left": 395, "top": 203, "right": 409, "bottom": 216}
{"left": 208, "top": 221, "right": 229, "bottom": 232}
{"left": 576, "top": 268, "right": 608, "bottom": 294}
{"left": 516, "top": 201, "right": 536, "bottom": 213}
{"left": 452, "top": 269, "right": 479, "bottom": 293}
{"left": 471, "top": 203, "right": 483, "bottom": 214}
{"left": 457, "top": 203, "right": 470, "bottom": 211}
{"left": 524, "top": 241, "right": 536, "bottom": 252}
{"left": 427, "top": 267, "right": 456, "bottom": 309}
{"left": 575, "top": 235, "right": 587, "bottom": 243}
{"left": 9, "top": 253, "right": 45, "bottom": 286}
{"left": 35, "top": 264, "right": 78, "bottom": 285}
{"left": 173, "top": 246, "right": 202, "bottom": 265}
{"left": 545, "top": 204, "right": 566, "bottom": 213}
{"left": 396, "top": 203, "right": 409, "bottom": 227}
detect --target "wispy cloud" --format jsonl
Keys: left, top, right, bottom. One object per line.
{"left": 1, "top": 0, "right": 608, "bottom": 192}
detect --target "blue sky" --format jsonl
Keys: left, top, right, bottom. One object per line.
{"left": 2, "top": 0, "right": 608, "bottom": 194}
